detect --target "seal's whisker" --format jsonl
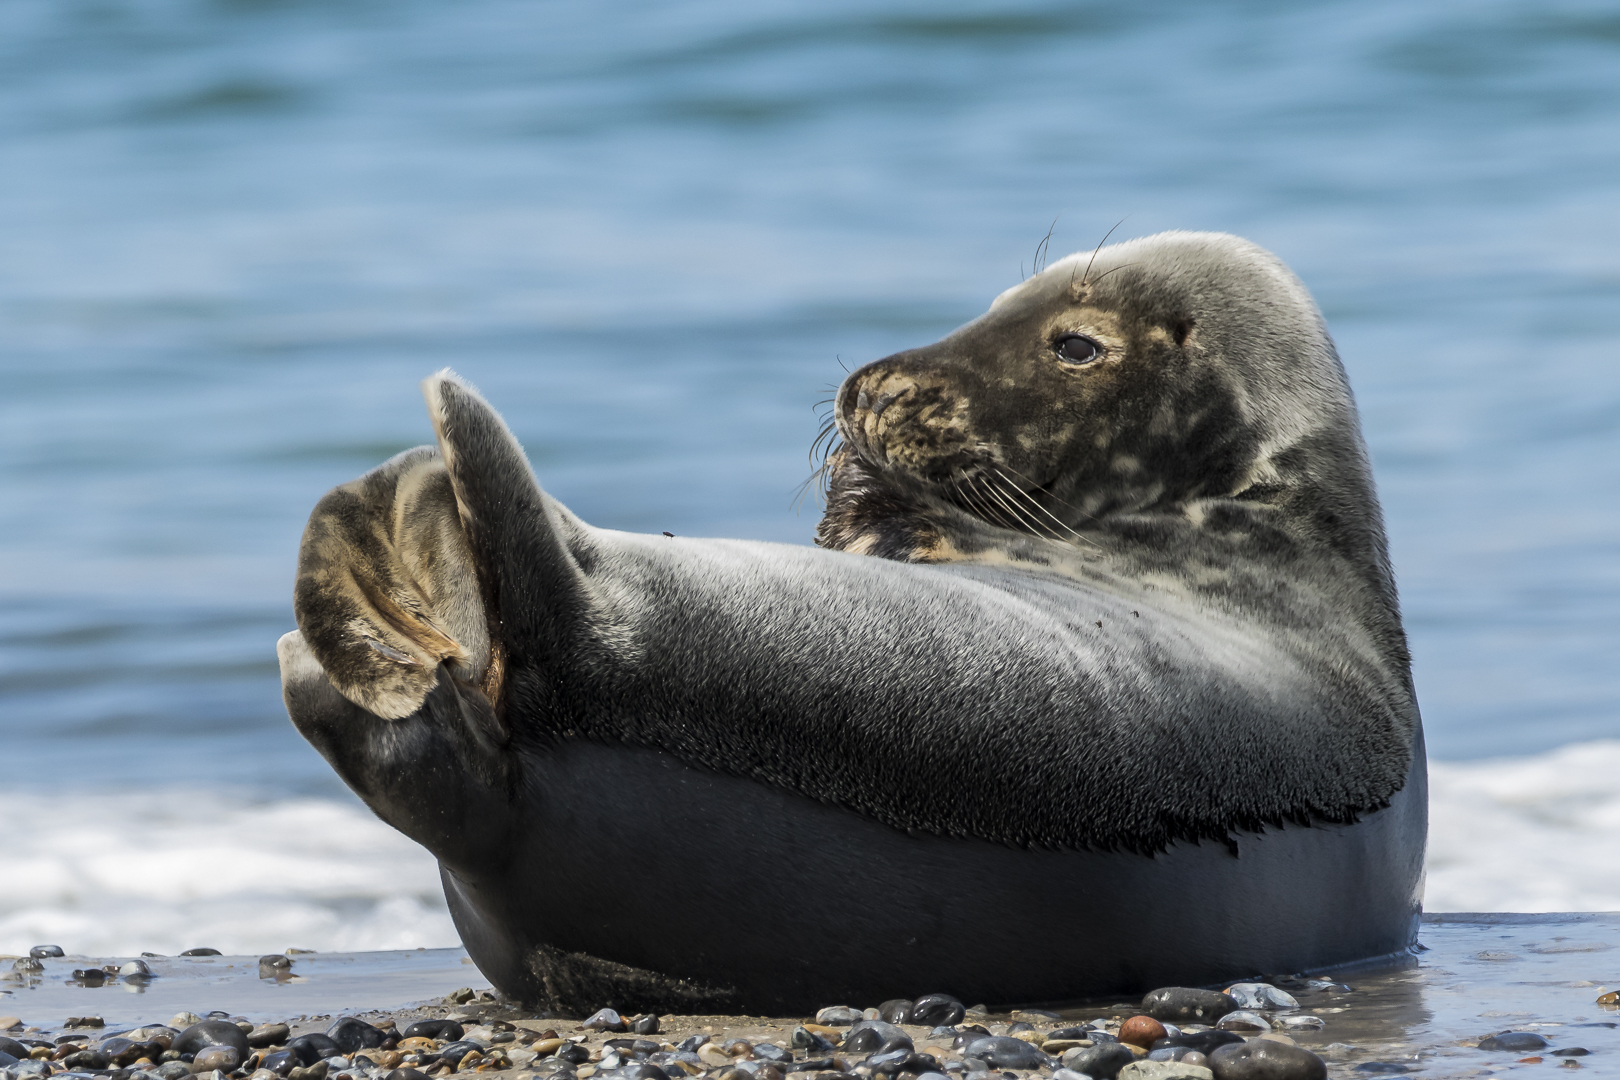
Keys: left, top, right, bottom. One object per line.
{"left": 953, "top": 476, "right": 1014, "bottom": 533}
{"left": 1088, "top": 261, "right": 1137, "bottom": 288}
{"left": 984, "top": 466, "right": 1088, "bottom": 531}
{"left": 948, "top": 476, "right": 994, "bottom": 527}
{"left": 996, "top": 462, "right": 1099, "bottom": 523}
{"left": 993, "top": 468, "right": 1100, "bottom": 549}
{"left": 967, "top": 475, "right": 1023, "bottom": 534}
{"left": 976, "top": 472, "right": 1061, "bottom": 542}
{"left": 1033, "top": 215, "right": 1060, "bottom": 277}
{"left": 985, "top": 472, "right": 1069, "bottom": 543}
{"left": 1080, "top": 217, "right": 1128, "bottom": 286}
{"left": 791, "top": 459, "right": 835, "bottom": 513}
{"left": 995, "top": 470, "right": 1080, "bottom": 539}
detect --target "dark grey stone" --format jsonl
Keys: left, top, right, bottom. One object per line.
{"left": 845, "top": 1022, "right": 912, "bottom": 1054}
{"left": 911, "top": 996, "right": 965, "bottom": 1028}
{"left": 583, "top": 1010, "right": 628, "bottom": 1033}
{"left": 1063, "top": 1043, "right": 1137, "bottom": 1080}
{"left": 1142, "top": 988, "right": 1239, "bottom": 1024}
{"left": 286, "top": 1034, "right": 341, "bottom": 1066}
{"left": 326, "top": 1018, "right": 386, "bottom": 1053}
{"left": 1208, "top": 1040, "right": 1327, "bottom": 1080}
{"left": 173, "top": 1024, "right": 249, "bottom": 1058}
{"left": 401, "top": 1022, "right": 462, "bottom": 1042}
{"left": 961, "top": 1037, "right": 1047, "bottom": 1070}
{"left": 260, "top": 1050, "right": 299, "bottom": 1076}
{"left": 878, "top": 1002, "right": 915, "bottom": 1026}
{"left": 1477, "top": 1033, "right": 1550, "bottom": 1053}
{"left": 248, "top": 1024, "right": 291, "bottom": 1049}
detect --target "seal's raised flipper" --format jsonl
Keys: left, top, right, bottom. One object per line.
{"left": 291, "top": 445, "right": 492, "bottom": 723}
{"left": 422, "top": 369, "right": 603, "bottom": 700}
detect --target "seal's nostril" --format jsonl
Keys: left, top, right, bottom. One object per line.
{"left": 871, "top": 390, "right": 906, "bottom": 418}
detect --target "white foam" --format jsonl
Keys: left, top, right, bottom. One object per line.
{"left": 1425, "top": 738, "right": 1620, "bottom": 912}
{"left": 5, "top": 741, "right": 1618, "bottom": 958}
{"left": 0, "top": 790, "right": 457, "bottom": 957}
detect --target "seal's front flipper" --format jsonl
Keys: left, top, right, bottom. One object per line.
{"left": 291, "top": 446, "right": 495, "bottom": 726}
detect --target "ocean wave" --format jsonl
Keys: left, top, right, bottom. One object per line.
{"left": 1425, "top": 738, "right": 1620, "bottom": 912}
{"left": 0, "top": 790, "right": 457, "bottom": 956}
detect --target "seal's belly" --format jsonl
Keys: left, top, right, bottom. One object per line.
{"left": 443, "top": 737, "right": 1426, "bottom": 1012}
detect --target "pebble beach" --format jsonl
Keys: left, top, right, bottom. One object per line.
{"left": 3, "top": 916, "right": 1618, "bottom": 1080}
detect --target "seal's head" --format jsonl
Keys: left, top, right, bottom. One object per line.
{"left": 818, "top": 231, "right": 1385, "bottom": 597}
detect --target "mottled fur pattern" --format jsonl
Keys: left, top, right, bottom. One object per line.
{"left": 817, "top": 230, "right": 1416, "bottom": 824}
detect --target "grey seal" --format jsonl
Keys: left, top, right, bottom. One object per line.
{"left": 278, "top": 231, "right": 1425, "bottom": 1015}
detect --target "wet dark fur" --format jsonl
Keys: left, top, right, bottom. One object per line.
{"left": 280, "top": 233, "right": 1425, "bottom": 1012}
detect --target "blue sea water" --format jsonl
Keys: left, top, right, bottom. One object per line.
{"left": 1, "top": 0, "right": 1618, "bottom": 949}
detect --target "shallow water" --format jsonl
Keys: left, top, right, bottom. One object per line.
{"left": 1, "top": 0, "right": 1618, "bottom": 948}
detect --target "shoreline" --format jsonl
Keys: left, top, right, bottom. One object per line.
{"left": 4, "top": 915, "right": 1618, "bottom": 1080}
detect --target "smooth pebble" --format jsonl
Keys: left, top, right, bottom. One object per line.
{"left": 1142, "top": 989, "right": 1239, "bottom": 1025}
{"left": 1207, "top": 1040, "right": 1326, "bottom": 1080}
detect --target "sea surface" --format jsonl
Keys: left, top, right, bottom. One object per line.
{"left": 2, "top": 0, "right": 1618, "bottom": 955}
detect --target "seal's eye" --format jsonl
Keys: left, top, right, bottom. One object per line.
{"left": 1054, "top": 334, "right": 1101, "bottom": 365}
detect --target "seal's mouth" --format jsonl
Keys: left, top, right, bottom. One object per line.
{"left": 821, "top": 384, "right": 1081, "bottom": 546}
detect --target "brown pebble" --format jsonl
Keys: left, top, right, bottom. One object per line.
{"left": 1598, "top": 991, "right": 1619, "bottom": 1005}
{"left": 532, "top": 1039, "right": 565, "bottom": 1058}
{"left": 1520, "top": 1058, "right": 1544, "bottom": 1064}
{"left": 375, "top": 1051, "right": 404, "bottom": 1069}
{"left": 192, "top": 1046, "right": 243, "bottom": 1073}
{"left": 1118, "top": 1016, "right": 1167, "bottom": 1049}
